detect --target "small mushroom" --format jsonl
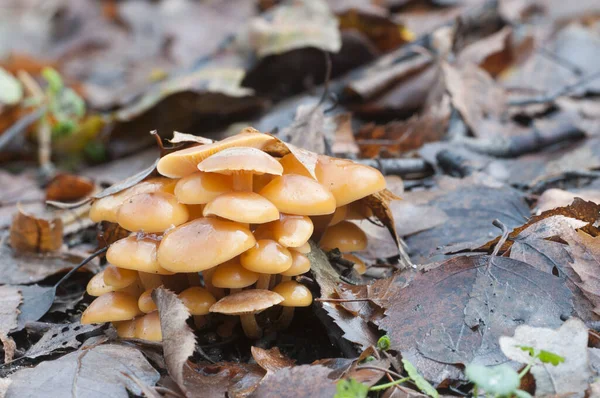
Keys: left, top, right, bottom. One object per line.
{"left": 113, "top": 320, "right": 136, "bottom": 338}
{"left": 319, "top": 221, "right": 368, "bottom": 252}
{"left": 280, "top": 251, "right": 311, "bottom": 282}
{"left": 174, "top": 172, "right": 233, "bottom": 204}
{"left": 278, "top": 154, "right": 312, "bottom": 178}
{"left": 103, "top": 265, "right": 138, "bottom": 289}
{"left": 107, "top": 235, "right": 173, "bottom": 275}
{"left": 157, "top": 128, "right": 275, "bottom": 178}
{"left": 270, "top": 214, "right": 313, "bottom": 248}
{"left": 342, "top": 253, "right": 367, "bottom": 275}
{"left": 240, "top": 239, "right": 293, "bottom": 289}
{"left": 138, "top": 289, "right": 157, "bottom": 313}
{"left": 197, "top": 147, "right": 283, "bottom": 192}
{"left": 345, "top": 201, "right": 373, "bottom": 220}
{"left": 259, "top": 174, "right": 336, "bottom": 216}
{"left": 210, "top": 289, "right": 283, "bottom": 339}
{"left": 117, "top": 192, "right": 189, "bottom": 233}
{"left": 316, "top": 155, "right": 386, "bottom": 206}
{"left": 86, "top": 271, "right": 115, "bottom": 296}
{"left": 272, "top": 281, "right": 313, "bottom": 329}
{"left": 178, "top": 286, "right": 216, "bottom": 329}
{"left": 203, "top": 192, "right": 279, "bottom": 224}
{"left": 81, "top": 292, "right": 142, "bottom": 324}
{"left": 138, "top": 272, "right": 163, "bottom": 290}
{"left": 211, "top": 259, "right": 259, "bottom": 293}
{"left": 134, "top": 311, "right": 162, "bottom": 341}
{"left": 157, "top": 218, "right": 256, "bottom": 273}
{"left": 89, "top": 177, "right": 177, "bottom": 223}
{"left": 329, "top": 206, "right": 348, "bottom": 226}
{"left": 294, "top": 241, "right": 311, "bottom": 254}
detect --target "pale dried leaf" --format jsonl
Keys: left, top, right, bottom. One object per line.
{"left": 250, "top": 364, "right": 336, "bottom": 398}
{"left": 251, "top": 347, "right": 295, "bottom": 375}
{"left": 169, "top": 131, "right": 214, "bottom": 145}
{"left": 24, "top": 322, "right": 102, "bottom": 359}
{"left": 0, "top": 286, "right": 20, "bottom": 363}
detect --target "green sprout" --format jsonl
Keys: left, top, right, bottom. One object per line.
{"left": 377, "top": 335, "right": 391, "bottom": 351}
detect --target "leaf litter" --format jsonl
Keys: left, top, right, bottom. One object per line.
{"left": 2, "top": 0, "right": 600, "bottom": 396}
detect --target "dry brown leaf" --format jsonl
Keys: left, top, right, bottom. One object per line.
{"left": 182, "top": 362, "right": 265, "bottom": 398}
{"left": 45, "top": 174, "right": 95, "bottom": 203}
{"left": 457, "top": 26, "right": 513, "bottom": 76}
{"left": 536, "top": 188, "right": 600, "bottom": 214}
{"left": 0, "top": 286, "right": 21, "bottom": 362}
{"left": 561, "top": 230, "right": 600, "bottom": 315}
{"left": 152, "top": 287, "right": 196, "bottom": 395}
{"left": 249, "top": 364, "right": 337, "bottom": 398}
{"left": 251, "top": 346, "right": 295, "bottom": 375}
{"left": 9, "top": 207, "right": 63, "bottom": 253}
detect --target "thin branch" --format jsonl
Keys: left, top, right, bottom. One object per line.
{"left": 0, "top": 107, "right": 46, "bottom": 151}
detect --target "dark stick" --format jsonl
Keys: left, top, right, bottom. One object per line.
{"left": 354, "top": 158, "right": 433, "bottom": 177}
{"left": 54, "top": 246, "right": 108, "bottom": 288}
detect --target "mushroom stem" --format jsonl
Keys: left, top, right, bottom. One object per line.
{"left": 217, "top": 317, "right": 239, "bottom": 338}
{"left": 256, "top": 274, "right": 271, "bottom": 290}
{"left": 240, "top": 314, "right": 262, "bottom": 339}
{"left": 233, "top": 172, "right": 253, "bottom": 192}
{"left": 187, "top": 272, "right": 201, "bottom": 286}
{"left": 202, "top": 269, "right": 224, "bottom": 299}
{"left": 230, "top": 288, "right": 242, "bottom": 294}
{"left": 277, "top": 307, "right": 295, "bottom": 330}
{"left": 193, "top": 315, "right": 207, "bottom": 329}
{"left": 281, "top": 275, "right": 292, "bottom": 282}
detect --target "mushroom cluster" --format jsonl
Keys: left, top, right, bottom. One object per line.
{"left": 81, "top": 129, "right": 386, "bottom": 340}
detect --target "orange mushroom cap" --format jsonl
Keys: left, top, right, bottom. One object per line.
{"left": 279, "top": 153, "right": 312, "bottom": 178}
{"left": 240, "top": 239, "right": 293, "bottom": 274}
{"left": 117, "top": 192, "right": 189, "bottom": 233}
{"left": 107, "top": 235, "right": 174, "bottom": 275}
{"left": 280, "top": 250, "right": 311, "bottom": 277}
{"left": 138, "top": 289, "right": 157, "bottom": 313}
{"left": 103, "top": 265, "right": 138, "bottom": 289}
{"left": 113, "top": 320, "right": 136, "bottom": 338}
{"left": 329, "top": 206, "right": 347, "bottom": 226}
{"left": 178, "top": 286, "right": 216, "bottom": 315}
{"left": 316, "top": 156, "right": 386, "bottom": 206}
{"left": 294, "top": 241, "right": 312, "bottom": 254}
{"left": 174, "top": 172, "right": 233, "bottom": 205}
{"left": 271, "top": 214, "right": 314, "bottom": 248}
{"left": 134, "top": 311, "right": 162, "bottom": 341}
{"left": 197, "top": 147, "right": 283, "bottom": 177}
{"left": 157, "top": 129, "right": 276, "bottom": 178}
{"left": 319, "top": 221, "right": 368, "bottom": 252}
{"left": 259, "top": 174, "right": 336, "bottom": 216}
{"left": 89, "top": 177, "right": 177, "bottom": 223}
{"left": 157, "top": 218, "right": 256, "bottom": 272}
{"left": 342, "top": 253, "right": 367, "bottom": 275}
{"left": 210, "top": 289, "right": 283, "bottom": 316}
{"left": 86, "top": 271, "right": 115, "bottom": 297}
{"left": 211, "top": 260, "right": 259, "bottom": 289}
{"left": 272, "top": 281, "right": 313, "bottom": 307}
{"left": 203, "top": 192, "right": 279, "bottom": 224}
{"left": 81, "top": 292, "right": 142, "bottom": 324}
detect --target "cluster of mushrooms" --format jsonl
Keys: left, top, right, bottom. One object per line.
{"left": 81, "top": 129, "right": 385, "bottom": 340}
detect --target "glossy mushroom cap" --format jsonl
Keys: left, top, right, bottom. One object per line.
{"left": 134, "top": 311, "right": 162, "bottom": 341}
{"left": 211, "top": 260, "right": 259, "bottom": 289}
{"left": 345, "top": 201, "right": 373, "bottom": 220}
{"left": 138, "top": 289, "right": 157, "bottom": 313}
{"left": 279, "top": 154, "right": 312, "bottom": 178}
{"left": 259, "top": 175, "right": 336, "bottom": 216}
{"left": 316, "top": 156, "right": 386, "bottom": 206}
{"left": 280, "top": 251, "right": 311, "bottom": 277}
{"left": 272, "top": 281, "right": 313, "bottom": 307}
{"left": 81, "top": 292, "right": 142, "bottom": 324}
{"left": 89, "top": 177, "right": 177, "bottom": 223}
{"left": 210, "top": 289, "right": 283, "bottom": 315}
{"left": 294, "top": 241, "right": 311, "bottom": 254}
{"left": 87, "top": 271, "right": 115, "bottom": 296}
{"left": 158, "top": 218, "right": 255, "bottom": 273}
{"left": 342, "top": 253, "right": 367, "bottom": 275}
{"left": 107, "top": 236, "right": 173, "bottom": 275}
{"left": 240, "top": 239, "right": 293, "bottom": 274}
{"left": 113, "top": 320, "right": 136, "bottom": 338}
{"left": 203, "top": 192, "right": 279, "bottom": 224}
{"left": 178, "top": 287, "right": 216, "bottom": 315}
{"left": 271, "top": 214, "right": 314, "bottom": 247}
{"left": 329, "top": 206, "right": 347, "bottom": 226}
{"left": 157, "top": 129, "right": 276, "bottom": 178}
{"left": 103, "top": 265, "right": 138, "bottom": 289}
{"left": 117, "top": 192, "right": 189, "bottom": 233}
{"left": 174, "top": 172, "right": 233, "bottom": 204}
{"left": 319, "top": 221, "right": 368, "bottom": 252}
{"left": 197, "top": 147, "right": 283, "bottom": 177}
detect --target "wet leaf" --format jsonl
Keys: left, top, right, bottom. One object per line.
{"left": 9, "top": 207, "right": 63, "bottom": 253}
{"left": 5, "top": 343, "right": 160, "bottom": 398}
{"left": 500, "top": 318, "right": 590, "bottom": 395}
{"left": 24, "top": 322, "right": 102, "bottom": 359}
{"left": 464, "top": 364, "right": 519, "bottom": 396}
{"left": 251, "top": 346, "right": 295, "bottom": 375}
{"left": 152, "top": 287, "right": 196, "bottom": 394}
{"left": 378, "top": 255, "right": 573, "bottom": 385}
{"left": 0, "top": 286, "right": 21, "bottom": 362}
{"left": 45, "top": 174, "right": 95, "bottom": 203}
{"left": 250, "top": 364, "right": 337, "bottom": 398}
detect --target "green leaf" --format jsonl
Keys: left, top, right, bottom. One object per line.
{"left": 0, "top": 66, "right": 23, "bottom": 105}
{"left": 402, "top": 359, "right": 439, "bottom": 398}
{"left": 361, "top": 356, "right": 375, "bottom": 363}
{"left": 52, "top": 119, "right": 77, "bottom": 137}
{"left": 537, "top": 350, "right": 565, "bottom": 366}
{"left": 514, "top": 389, "right": 533, "bottom": 398}
{"left": 377, "top": 335, "right": 391, "bottom": 351}
{"left": 518, "top": 346, "right": 536, "bottom": 357}
{"left": 465, "top": 364, "right": 519, "bottom": 396}
{"left": 334, "top": 379, "right": 369, "bottom": 398}
{"left": 84, "top": 141, "right": 107, "bottom": 162}
{"left": 61, "top": 88, "right": 86, "bottom": 117}
{"left": 42, "top": 67, "right": 63, "bottom": 93}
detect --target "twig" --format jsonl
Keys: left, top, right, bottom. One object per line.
{"left": 55, "top": 246, "right": 108, "bottom": 288}
{"left": 0, "top": 107, "right": 46, "bottom": 151}
{"left": 507, "top": 69, "right": 600, "bottom": 106}
{"left": 315, "top": 298, "right": 374, "bottom": 303}
{"left": 354, "top": 158, "right": 433, "bottom": 178}
{"left": 491, "top": 219, "right": 509, "bottom": 258}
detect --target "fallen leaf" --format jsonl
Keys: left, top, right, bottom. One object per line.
{"left": 392, "top": 202, "right": 449, "bottom": 237}
{"left": 457, "top": 27, "right": 513, "bottom": 76}
{"left": 279, "top": 104, "right": 333, "bottom": 155}
{"left": 45, "top": 174, "right": 95, "bottom": 203}
{"left": 9, "top": 207, "right": 63, "bottom": 253}
{"left": 181, "top": 362, "right": 265, "bottom": 398}
{"left": 169, "top": 131, "right": 213, "bottom": 145}
{"left": 0, "top": 286, "right": 21, "bottom": 362}
{"left": 536, "top": 188, "right": 600, "bottom": 213}
{"left": 24, "top": 322, "right": 103, "bottom": 359}
{"left": 331, "top": 113, "right": 359, "bottom": 157}
{"left": 378, "top": 255, "right": 573, "bottom": 385}
{"left": 251, "top": 346, "right": 295, "bottom": 375}
{"left": 499, "top": 318, "right": 590, "bottom": 396}
{"left": 92, "top": 158, "right": 159, "bottom": 199}
{"left": 250, "top": 364, "right": 337, "bottom": 398}
{"left": 15, "top": 285, "right": 60, "bottom": 331}
{"left": 152, "top": 287, "right": 196, "bottom": 395}
{"left": 5, "top": 343, "right": 160, "bottom": 398}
